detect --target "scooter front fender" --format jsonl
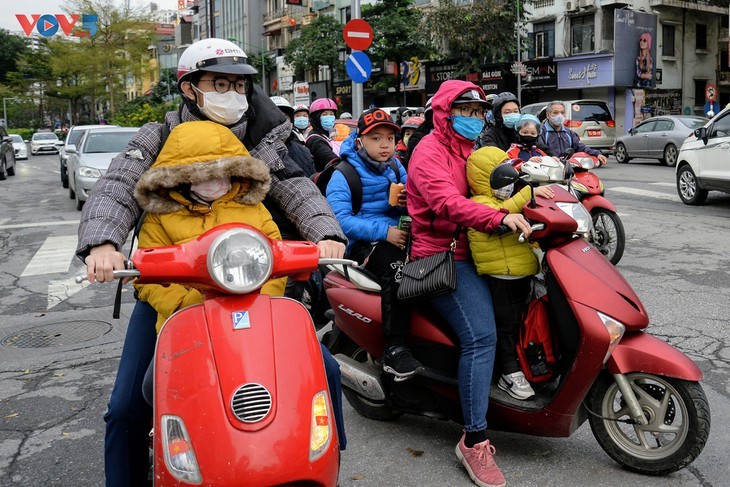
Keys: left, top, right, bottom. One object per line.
{"left": 581, "top": 194, "right": 617, "bottom": 213}
{"left": 606, "top": 332, "right": 703, "bottom": 381}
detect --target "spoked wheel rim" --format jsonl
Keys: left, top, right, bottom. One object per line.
{"left": 664, "top": 145, "right": 678, "bottom": 166}
{"left": 616, "top": 144, "right": 627, "bottom": 163}
{"left": 599, "top": 373, "right": 689, "bottom": 460}
{"left": 678, "top": 169, "right": 697, "bottom": 200}
{"left": 592, "top": 214, "right": 618, "bottom": 257}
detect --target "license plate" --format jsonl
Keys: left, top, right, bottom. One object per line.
{"left": 587, "top": 130, "right": 601, "bottom": 137}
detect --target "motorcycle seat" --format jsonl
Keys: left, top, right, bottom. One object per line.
{"left": 326, "top": 264, "right": 381, "bottom": 293}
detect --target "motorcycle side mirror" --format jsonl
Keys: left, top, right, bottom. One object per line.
{"left": 490, "top": 163, "right": 520, "bottom": 189}
{"left": 694, "top": 127, "right": 708, "bottom": 145}
{"left": 563, "top": 161, "right": 575, "bottom": 180}
{"left": 563, "top": 148, "right": 575, "bottom": 159}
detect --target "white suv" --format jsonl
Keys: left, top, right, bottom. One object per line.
{"left": 676, "top": 107, "right": 730, "bottom": 205}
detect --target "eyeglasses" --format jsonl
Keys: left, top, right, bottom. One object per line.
{"left": 456, "top": 105, "right": 486, "bottom": 119}
{"left": 640, "top": 38, "right": 648, "bottom": 43}
{"left": 198, "top": 78, "right": 248, "bottom": 94}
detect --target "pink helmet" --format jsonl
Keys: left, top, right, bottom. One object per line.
{"left": 309, "top": 98, "right": 338, "bottom": 114}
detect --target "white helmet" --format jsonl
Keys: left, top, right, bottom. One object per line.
{"left": 270, "top": 96, "right": 294, "bottom": 117}
{"left": 177, "top": 38, "right": 257, "bottom": 88}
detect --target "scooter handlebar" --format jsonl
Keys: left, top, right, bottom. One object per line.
{"left": 319, "top": 258, "right": 359, "bottom": 267}
{"left": 518, "top": 223, "right": 546, "bottom": 243}
{"left": 75, "top": 269, "right": 141, "bottom": 284}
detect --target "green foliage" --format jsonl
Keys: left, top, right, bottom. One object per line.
{"left": 110, "top": 97, "right": 173, "bottom": 126}
{"left": 363, "top": 0, "right": 432, "bottom": 95}
{"left": 284, "top": 14, "right": 343, "bottom": 91}
{"left": 424, "top": 0, "right": 524, "bottom": 73}
{"left": 8, "top": 128, "right": 33, "bottom": 141}
{"left": 0, "top": 29, "right": 29, "bottom": 85}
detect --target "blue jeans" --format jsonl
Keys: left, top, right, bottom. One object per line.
{"left": 430, "top": 260, "right": 497, "bottom": 432}
{"left": 104, "top": 300, "right": 346, "bottom": 487}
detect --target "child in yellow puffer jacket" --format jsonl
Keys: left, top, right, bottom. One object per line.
{"left": 466, "top": 146, "right": 554, "bottom": 402}
{"left": 133, "top": 120, "right": 286, "bottom": 333}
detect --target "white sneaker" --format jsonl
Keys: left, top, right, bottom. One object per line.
{"left": 498, "top": 371, "right": 535, "bottom": 400}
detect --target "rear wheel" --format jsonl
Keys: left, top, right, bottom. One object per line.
{"left": 0, "top": 159, "right": 6, "bottom": 180}
{"left": 615, "top": 143, "right": 630, "bottom": 164}
{"left": 327, "top": 331, "right": 402, "bottom": 421}
{"left": 587, "top": 373, "right": 710, "bottom": 476}
{"left": 661, "top": 144, "right": 678, "bottom": 167}
{"left": 676, "top": 165, "right": 707, "bottom": 205}
{"left": 68, "top": 184, "right": 75, "bottom": 200}
{"left": 590, "top": 208, "right": 625, "bottom": 265}
{"left": 75, "top": 191, "right": 85, "bottom": 211}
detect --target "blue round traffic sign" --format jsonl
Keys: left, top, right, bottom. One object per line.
{"left": 346, "top": 51, "right": 372, "bottom": 84}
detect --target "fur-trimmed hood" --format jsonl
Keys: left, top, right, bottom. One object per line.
{"left": 135, "top": 121, "right": 271, "bottom": 214}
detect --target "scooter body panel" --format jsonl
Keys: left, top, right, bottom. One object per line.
{"left": 154, "top": 296, "right": 339, "bottom": 486}
{"left": 607, "top": 332, "right": 704, "bottom": 381}
{"left": 580, "top": 194, "right": 617, "bottom": 213}
{"left": 547, "top": 239, "right": 649, "bottom": 330}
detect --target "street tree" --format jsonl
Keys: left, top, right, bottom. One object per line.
{"left": 363, "top": 0, "right": 431, "bottom": 102}
{"left": 0, "top": 29, "right": 29, "bottom": 85}
{"left": 424, "top": 0, "right": 526, "bottom": 74}
{"left": 284, "top": 14, "right": 343, "bottom": 100}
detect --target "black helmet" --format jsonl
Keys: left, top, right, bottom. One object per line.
{"left": 492, "top": 92, "right": 520, "bottom": 123}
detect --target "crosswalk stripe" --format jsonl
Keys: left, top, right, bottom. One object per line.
{"left": 609, "top": 186, "right": 678, "bottom": 201}
{"left": 0, "top": 219, "right": 10, "bottom": 226}
{"left": 0, "top": 220, "right": 80, "bottom": 230}
{"left": 649, "top": 182, "right": 675, "bottom": 187}
{"left": 21, "top": 235, "right": 79, "bottom": 277}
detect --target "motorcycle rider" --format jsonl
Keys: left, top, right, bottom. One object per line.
{"left": 506, "top": 114, "right": 552, "bottom": 163}
{"left": 271, "top": 96, "right": 316, "bottom": 177}
{"left": 476, "top": 92, "right": 521, "bottom": 151}
{"left": 292, "top": 103, "right": 311, "bottom": 138}
{"left": 396, "top": 115, "right": 424, "bottom": 166}
{"left": 537, "top": 101, "right": 608, "bottom": 166}
{"left": 408, "top": 80, "right": 531, "bottom": 487}
{"left": 77, "top": 38, "right": 347, "bottom": 487}
{"left": 306, "top": 97, "right": 341, "bottom": 172}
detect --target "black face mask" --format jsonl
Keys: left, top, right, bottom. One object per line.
{"left": 517, "top": 134, "right": 538, "bottom": 147}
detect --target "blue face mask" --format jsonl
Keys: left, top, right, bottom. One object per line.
{"left": 451, "top": 116, "right": 484, "bottom": 141}
{"left": 293, "top": 117, "right": 309, "bottom": 130}
{"left": 320, "top": 115, "right": 336, "bottom": 131}
{"left": 502, "top": 113, "right": 521, "bottom": 129}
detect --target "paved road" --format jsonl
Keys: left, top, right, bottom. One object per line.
{"left": 0, "top": 153, "right": 728, "bottom": 486}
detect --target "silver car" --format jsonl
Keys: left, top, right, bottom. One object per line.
{"left": 615, "top": 115, "right": 707, "bottom": 167}
{"left": 59, "top": 124, "right": 117, "bottom": 189}
{"left": 67, "top": 127, "right": 139, "bottom": 210}
{"left": 9, "top": 134, "right": 28, "bottom": 160}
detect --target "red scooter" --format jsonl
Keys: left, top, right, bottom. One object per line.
{"left": 322, "top": 168, "right": 709, "bottom": 476}
{"left": 80, "top": 224, "right": 343, "bottom": 486}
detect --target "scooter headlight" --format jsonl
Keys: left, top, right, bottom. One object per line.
{"left": 309, "top": 390, "right": 332, "bottom": 461}
{"left": 597, "top": 312, "right": 626, "bottom": 363}
{"left": 556, "top": 202, "right": 593, "bottom": 233}
{"left": 207, "top": 228, "right": 273, "bottom": 294}
{"left": 161, "top": 415, "right": 202, "bottom": 484}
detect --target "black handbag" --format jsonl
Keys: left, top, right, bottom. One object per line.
{"left": 397, "top": 227, "right": 460, "bottom": 304}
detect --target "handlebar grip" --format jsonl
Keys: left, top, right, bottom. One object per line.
{"left": 494, "top": 224, "right": 511, "bottom": 236}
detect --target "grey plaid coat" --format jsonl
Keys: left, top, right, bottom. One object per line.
{"left": 76, "top": 97, "right": 345, "bottom": 259}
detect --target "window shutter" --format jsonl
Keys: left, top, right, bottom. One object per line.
{"left": 548, "top": 29, "right": 555, "bottom": 57}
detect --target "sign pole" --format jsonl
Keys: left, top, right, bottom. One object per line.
{"left": 352, "top": 0, "right": 363, "bottom": 118}
{"left": 516, "top": 0, "right": 521, "bottom": 105}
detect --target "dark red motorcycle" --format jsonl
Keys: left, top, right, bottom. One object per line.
{"left": 321, "top": 167, "right": 709, "bottom": 476}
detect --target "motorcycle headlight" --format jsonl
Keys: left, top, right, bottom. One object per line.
{"left": 207, "top": 228, "right": 273, "bottom": 293}
{"left": 574, "top": 156, "right": 595, "bottom": 169}
{"left": 597, "top": 312, "right": 626, "bottom": 363}
{"left": 556, "top": 202, "right": 592, "bottom": 233}
{"left": 78, "top": 166, "right": 102, "bottom": 178}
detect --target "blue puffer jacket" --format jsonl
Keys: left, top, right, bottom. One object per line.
{"left": 326, "top": 131, "right": 407, "bottom": 251}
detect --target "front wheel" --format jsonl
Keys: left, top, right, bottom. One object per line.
{"left": 615, "top": 143, "right": 630, "bottom": 164}
{"left": 587, "top": 373, "right": 710, "bottom": 476}
{"left": 677, "top": 165, "right": 708, "bottom": 205}
{"left": 590, "top": 208, "right": 625, "bottom": 265}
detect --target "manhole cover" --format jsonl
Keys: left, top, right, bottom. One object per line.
{"left": 1, "top": 321, "right": 113, "bottom": 349}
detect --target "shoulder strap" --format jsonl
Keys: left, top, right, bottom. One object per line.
{"left": 157, "top": 121, "right": 171, "bottom": 155}
{"left": 335, "top": 160, "right": 363, "bottom": 215}
{"left": 387, "top": 159, "right": 401, "bottom": 184}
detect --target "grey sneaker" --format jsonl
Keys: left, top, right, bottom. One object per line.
{"left": 498, "top": 371, "right": 536, "bottom": 400}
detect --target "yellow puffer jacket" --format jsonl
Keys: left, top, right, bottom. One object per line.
{"left": 466, "top": 147, "right": 539, "bottom": 277}
{"left": 134, "top": 121, "right": 286, "bottom": 332}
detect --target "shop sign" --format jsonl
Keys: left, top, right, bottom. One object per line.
{"left": 280, "top": 76, "right": 293, "bottom": 92}
{"left": 425, "top": 61, "right": 459, "bottom": 95}
{"left": 312, "top": 0, "right": 331, "bottom": 11}
{"left": 293, "top": 81, "right": 309, "bottom": 105}
{"left": 400, "top": 57, "right": 426, "bottom": 92}
{"left": 557, "top": 54, "right": 614, "bottom": 89}
{"left": 478, "top": 67, "right": 507, "bottom": 93}
{"left": 523, "top": 60, "right": 557, "bottom": 89}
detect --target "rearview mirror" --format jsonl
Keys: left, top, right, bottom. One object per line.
{"left": 490, "top": 163, "right": 520, "bottom": 189}
{"left": 65, "top": 145, "right": 77, "bottom": 154}
{"left": 694, "top": 127, "right": 708, "bottom": 145}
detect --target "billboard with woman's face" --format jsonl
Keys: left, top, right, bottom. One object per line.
{"left": 614, "top": 10, "right": 658, "bottom": 88}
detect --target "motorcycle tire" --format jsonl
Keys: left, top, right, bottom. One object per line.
{"left": 590, "top": 208, "right": 625, "bottom": 265}
{"left": 586, "top": 373, "right": 710, "bottom": 476}
{"left": 326, "top": 330, "right": 402, "bottom": 422}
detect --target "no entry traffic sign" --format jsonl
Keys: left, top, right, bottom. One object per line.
{"left": 346, "top": 51, "right": 372, "bottom": 83}
{"left": 343, "top": 19, "right": 373, "bottom": 51}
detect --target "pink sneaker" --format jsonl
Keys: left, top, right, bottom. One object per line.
{"left": 455, "top": 434, "right": 507, "bottom": 487}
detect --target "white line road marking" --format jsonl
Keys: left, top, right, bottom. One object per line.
{"left": 47, "top": 276, "right": 90, "bottom": 310}
{"left": 610, "top": 186, "right": 678, "bottom": 201}
{"left": 649, "top": 182, "right": 675, "bottom": 187}
{"left": 346, "top": 31, "right": 370, "bottom": 39}
{"left": 21, "top": 235, "right": 79, "bottom": 277}
{"left": 0, "top": 220, "right": 79, "bottom": 230}
{"left": 0, "top": 219, "right": 10, "bottom": 226}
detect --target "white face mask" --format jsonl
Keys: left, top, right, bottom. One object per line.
{"left": 191, "top": 178, "right": 232, "bottom": 202}
{"left": 192, "top": 85, "right": 248, "bottom": 125}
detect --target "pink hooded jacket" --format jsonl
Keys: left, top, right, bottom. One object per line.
{"left": 407, "top": 80, "right": 508, "bottom": 260}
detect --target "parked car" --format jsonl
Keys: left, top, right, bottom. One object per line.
{"left": 521, "top": 99, "right": 616, "bottom": 153}
{"left": 59, "top": 124, "right": 117, "bottom": 188}
{"left": 30, "top": 131, "right": 62, "bottom": 155}
{"left": 676, "top": 107, "right": 730, "bottom": 205}
{"left": 0, "top": 125, "right": 17, "bottom": 180}
{"left": 615, "top": 115, "right": 706, "bottom": 167}
{"left": 67, "top": 127, "right": 140, "bottom": 210}
{"left": 9, "top": 134, "right": 28, "bottom": 160}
